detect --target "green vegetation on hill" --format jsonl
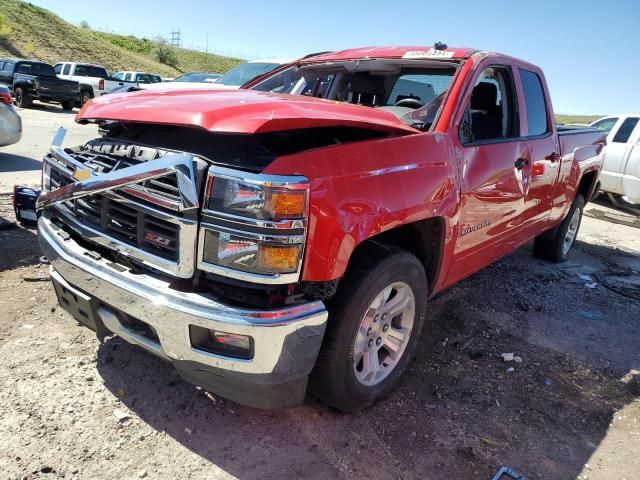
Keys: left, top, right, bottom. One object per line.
{"left": 0, "top": 0, "right": 243, "bottom": 76}
{"left": 555, "top": 114, "right": 602, "bottom": 125}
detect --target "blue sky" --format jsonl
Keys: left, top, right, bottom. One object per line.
{"left": 31, "top": 0, "right": 639, "bottom": 115}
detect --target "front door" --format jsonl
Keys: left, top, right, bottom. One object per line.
{"left": 448, "top": 63, "right": 528, "bottom": 283}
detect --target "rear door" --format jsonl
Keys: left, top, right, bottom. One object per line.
{"left": 599, "top": 116, "right": 640, "bottom": 194}
{"left": 517, "top": 67, "right": 560, "bottom": 229}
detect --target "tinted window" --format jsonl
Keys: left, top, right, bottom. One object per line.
{"left": 591, "top": 117, "right": 619, "bottom": 135}
{"left": 62, "top": 64, "right": 71, "bottom": 75}
{"left": 74, "top": 65, "right": 109, "bottom": 78}
{"left": 124, "top": 73, "right": 132, "bottom": 81}
{"left": 16, "top": 62, "right": 57, "bottom": 77}
{"left": 136, "top": 74, "right": 151, "bottom": 83}
{"left": 519, "top": 69, "right": 548, "bottom": 136}
{"left": 2, "top": 61, "right": 14, "bottom": 73}
{"left": 612, "top": 117, "right": 639, "bottom": 143}
{"left": 217, "top": 62, "right": 280, "bottom": 87}
{"left": 151, "top": 75, "right": 161, "bottom": 83}
{"left": 54, "top": 64, "right": 62, "bottom": 74}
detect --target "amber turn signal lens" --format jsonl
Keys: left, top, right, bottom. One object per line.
{"left": 258, "top": 245, "right": 300, "bottom": 272}
{"left": 265, "top": 190, "right": 305, "bottom": 219}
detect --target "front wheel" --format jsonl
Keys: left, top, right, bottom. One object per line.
{"left": 14, "top": 87, "right": 30, "bottom": 108}
{"left": 533, "top": 194, "right": 585, "bottom": 262}
{"left": 308, "top": 245, "right": 427, "bottom": 412}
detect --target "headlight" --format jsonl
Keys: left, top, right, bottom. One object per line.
{"left": 198, "top": 167, "right": 309, "bottom": 283}
{"left": 206, "top": 176, "right": 306, "bottom": 220}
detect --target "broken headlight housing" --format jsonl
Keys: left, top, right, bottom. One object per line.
{"left": 198, "top": 167, "right": 309, "bottom": 284}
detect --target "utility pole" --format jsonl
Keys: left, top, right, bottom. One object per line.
{"left": 169, "top": 29, "right": 181, "bottom": 48}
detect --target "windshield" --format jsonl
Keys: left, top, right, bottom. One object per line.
{"left": 16, "top": 62, "right": 57, "bottom": 77}
{"left": 252, "top": 63, "right": 456, "bottom": 130}
{"left": 174, "top": 72, "right": 221, "bottom": 82}
{"left": 217, "top": 62, "right": 280, "bottom": 86}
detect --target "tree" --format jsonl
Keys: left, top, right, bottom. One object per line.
{"left": 153, "top": 36, "right": 178, "bottom": 67}
{"left": 79, "top": 20, "right": 90, "bottom": 29}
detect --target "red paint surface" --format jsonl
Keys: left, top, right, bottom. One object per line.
{"left": 77, "top": 88, "right": 418, "bottom": 135}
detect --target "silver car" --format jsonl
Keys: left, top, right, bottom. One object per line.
{"left": 0, "top": 84, "right": 21, "bottom": 146}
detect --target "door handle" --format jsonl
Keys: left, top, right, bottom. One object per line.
{"left": 514, "top": 158, "right": 529, "bottom": 170}
{"left": 545, "top": 152, "right": 561, "bottom": 163}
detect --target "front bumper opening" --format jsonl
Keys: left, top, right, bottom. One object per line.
{"left": 189, "top": 324, "right": 254, "bottom": 360}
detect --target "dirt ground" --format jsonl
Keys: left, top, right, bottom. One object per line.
{"left": 0, "top": 108, "right": 639, "bottom": 480}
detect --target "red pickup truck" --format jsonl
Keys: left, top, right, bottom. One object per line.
{"left": 36, "top": 45, "right": 604, "bottom": 412}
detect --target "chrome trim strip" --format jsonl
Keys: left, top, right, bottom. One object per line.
{"left": 37, "top": 150, "right": 199, "bottom": 211}
{"left": 200, "top": 222, "right": 305, "bottom": 244}
{"left": 208, "top": 164, "right": 309, "bottom": 187}
{"left": 201, "top": 210, "right": 306, "bottom": 230}
{"left": 40, "top": 128, "right": 201, "bottom": 213}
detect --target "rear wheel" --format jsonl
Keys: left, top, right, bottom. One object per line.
{"left": 309, "top": 245, "right": 428, "bottom": 412}
{"left": 79, "top": 90, "right": 92, "bottom": 106}
{"left": 61, "top": 100, "right": 74, "bottom": 111}
{"left": 14, "top": 87, "right": 30, "bottom": 108}
{"left": 533, "top": 194, "right": 585, "bottom": 262}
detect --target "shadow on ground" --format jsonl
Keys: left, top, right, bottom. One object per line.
{"left": 0, "top": 153, "right": 43, "bottom": 173}
{"left": 95, "top": 240, "right": 640, "bottom": 480}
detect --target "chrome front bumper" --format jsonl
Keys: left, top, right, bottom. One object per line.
{"left": 38, "top": 213, "right": 328, "bottom": 408}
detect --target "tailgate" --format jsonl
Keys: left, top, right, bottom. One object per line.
{"left": 37, "top": 77, "right": 78, "bottom": 95}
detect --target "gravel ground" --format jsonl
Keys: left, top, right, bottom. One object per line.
{"left": 0, "top": 109, "right": 638, "bottom": 480}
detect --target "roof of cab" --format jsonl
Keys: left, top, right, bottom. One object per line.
{"left": 301, "top": 46, "right": 476, "bottom": 64}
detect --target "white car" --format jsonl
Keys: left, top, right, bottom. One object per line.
{"left": 112, "top": 71, "right": 163, "bottom": 85}
{"left": 55, "top": 62, "right": 137, "bottom": 106}
{"left": 590, "top": 114, "right": 640, "bottom": 204}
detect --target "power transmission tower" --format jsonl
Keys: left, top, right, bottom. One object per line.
{"left": 169, "top": 29, "right": 181, "bottom": 48}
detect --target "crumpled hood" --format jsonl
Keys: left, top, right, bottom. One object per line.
{"left": 77, "top": 88, "right": 419, "bottom": 135}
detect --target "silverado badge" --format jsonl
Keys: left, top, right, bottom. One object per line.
{"left": 72, "top": 167, "right": 92, "bottom": 181}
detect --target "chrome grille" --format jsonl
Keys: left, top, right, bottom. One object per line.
{"left": 42, "top": 133, "right": 204, "bottom": 278}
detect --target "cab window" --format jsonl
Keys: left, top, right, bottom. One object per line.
{"left": 124, "top": 73, "right": 132, "bottom": 81}
{"left": 54, "top": 64, "right": 62, "bottom": 74}
{"left": 62, "top": 64, "right": 71, "bottom": 75}
{"left": 591, "top": 118, "right": 619, "bottom": 135}
{"left": 519, "top": 69, "right": 549, "bottom": 136}
{"left": 612, "top": 117, "right": 639, "bottom": 144}
{"left": 459, "top": 66, "right": 519, "bottom": 144}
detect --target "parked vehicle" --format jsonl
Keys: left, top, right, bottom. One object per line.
{"left": 0, "top": 59, "right": 79, "bottom": 110}
{"left": 0, "top": 85, "right": 21, "bottom": 146}
{"left": 111, "top": 71, "right": 162, "bottom": 85}
{"left": 214, "top": 59, "right": 292, "bottom": 87}
{"left": 36, "top": 45, "right": 604, "bottom": 412}
{"left": 54, "top": 62, "right": 137, "bottom": 106}
{"left": 590, "top": 114, "right": 640, "bottom": 204}
{"left": 173, "top": 72, "right": 221, "bottom": 83}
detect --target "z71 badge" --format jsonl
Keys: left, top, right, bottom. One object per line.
{"left": 144, "top": 232, "right": 172, "bottom": 247}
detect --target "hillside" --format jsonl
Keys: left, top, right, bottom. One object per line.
{"left": 554, "top": 114, "right": 602, "bottom": 125}
{"left": 0, "top": 0, "right": 243, "bottom": 76}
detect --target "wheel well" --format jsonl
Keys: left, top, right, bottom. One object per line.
{"left": 79, "top": 85, "right": 94, "bottom": 96}
{"left": 347, "top": 217, "right": 445, "bottom": 293}
{"left": 578, "top": 170, "right": 599, "bottom": 202}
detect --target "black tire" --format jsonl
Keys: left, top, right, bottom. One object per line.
{"left": 79, "top": 90, "right": 92, "bottom": 106}
{"left": 308, "top": 244, "right": 428, "bottom": 412}
{"left": 61, "top": 100, "right": 74, "bottom": 111}
{"left": 533, "top": 194, "right": 585, "bottom": 262}
{"left": 14, "top": 87, "right": 30, "bottom": 108}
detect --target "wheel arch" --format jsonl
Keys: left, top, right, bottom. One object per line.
{"left": 343, "top": 216, "right": 446, "bottom": 297}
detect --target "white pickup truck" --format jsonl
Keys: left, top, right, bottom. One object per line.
{"left": 54, "top": 62, "right": 136, "bottom": 106}
{"left": 591, "top": 114, "right": 640, "bottom": 204}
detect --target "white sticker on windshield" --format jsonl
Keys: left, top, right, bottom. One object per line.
{"left": 403, "top": 49, "right": 455, "bottom": 59}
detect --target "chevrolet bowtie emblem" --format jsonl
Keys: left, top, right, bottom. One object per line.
{"left": 72, "top": 167, "right": 92, "bottom": 181}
